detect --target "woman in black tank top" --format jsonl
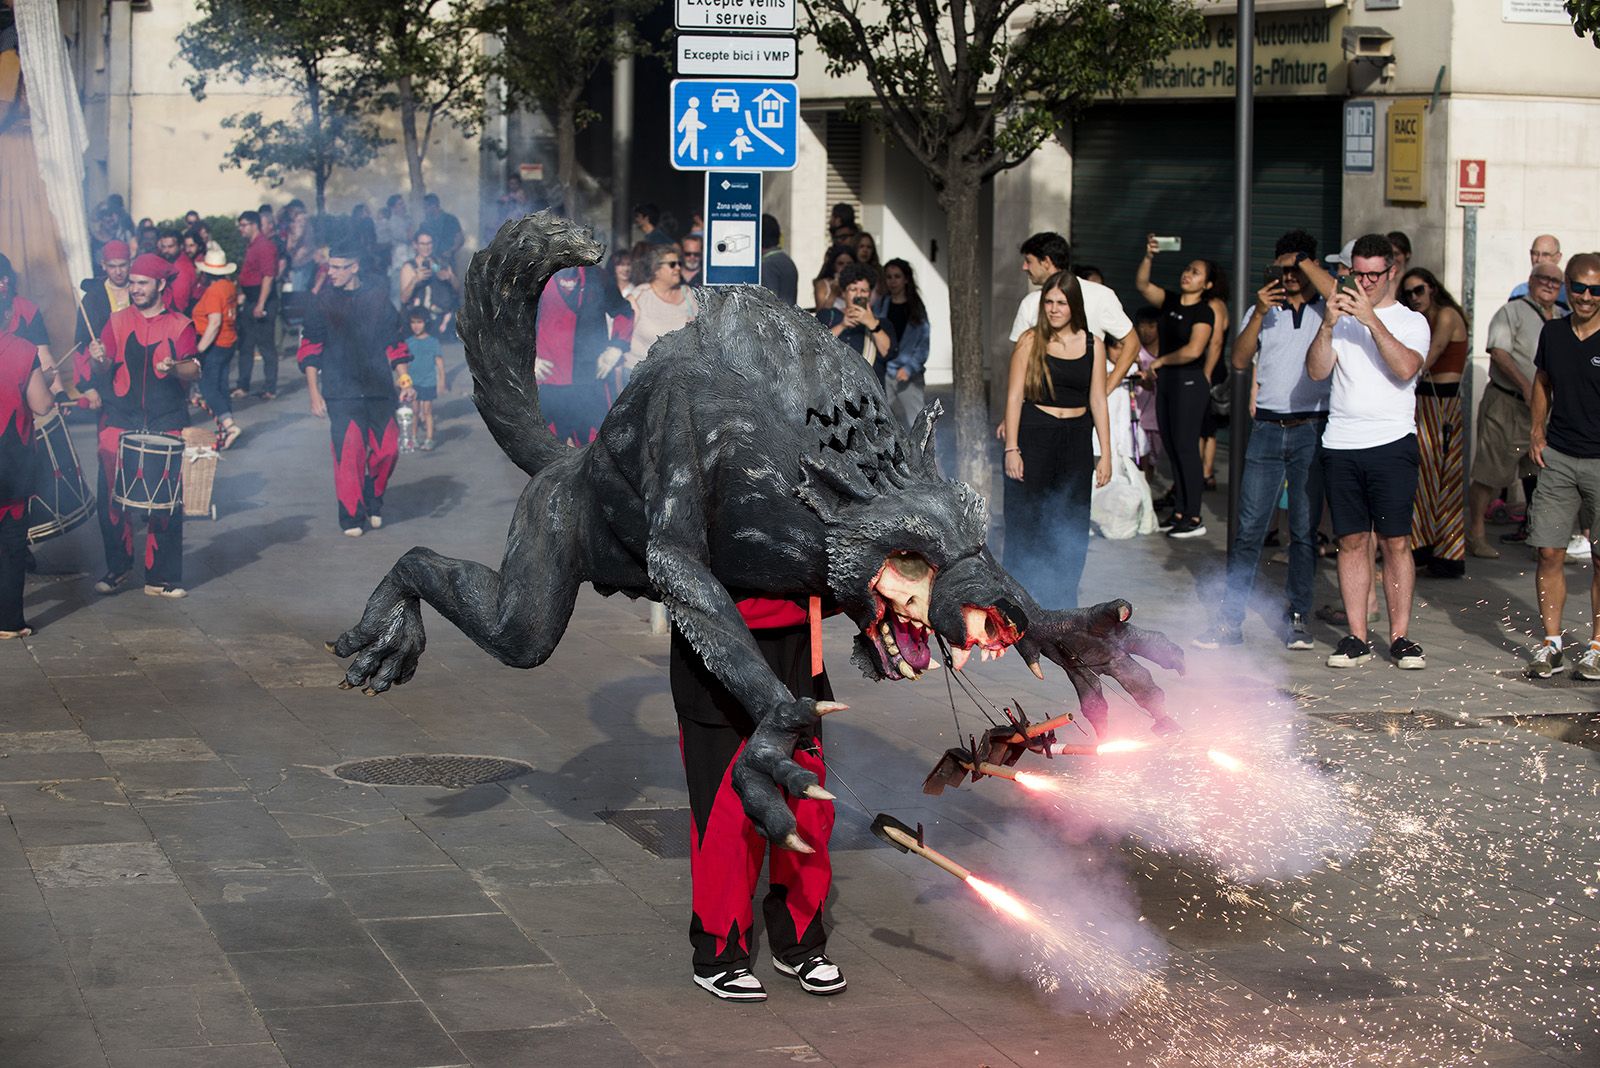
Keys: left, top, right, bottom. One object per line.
{"left": 1001, "top": 271, "right": 1112, "bottom": 609}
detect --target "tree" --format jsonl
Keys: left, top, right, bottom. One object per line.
{"left": 346, "top": 1, "right": 490, "bottom": 212}
{"left": 805, "top": 0, "right": 1203, "bottom": 499}
{"left": 178, "top": 0, "right": 385, "bottom": 215}
{"left": 1568, "top": 0, "right": 1600, "bottom": 44}
{"left": 477, "top": 0, "right": 658, "bottom": 220}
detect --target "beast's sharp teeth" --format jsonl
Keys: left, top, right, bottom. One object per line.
{"left": 897, "top": 660, "right": 917, "bottom": 679}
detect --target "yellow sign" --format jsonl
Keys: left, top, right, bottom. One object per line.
{"left": 1385, "top": 99, "right": 1426, "bottom": 204}
{"left": 1130, "top": 9, "right": 1349, "bottom": 98}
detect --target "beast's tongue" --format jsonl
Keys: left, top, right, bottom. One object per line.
{"left": 890, "top": 616, "right": 932, "bottom": 671}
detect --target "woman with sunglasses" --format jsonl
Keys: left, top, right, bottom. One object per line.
{"left": 626, "top": 243, "right": 699, "bottom": 371}
{"left": 1401, "top": 267, "right": 1470, "bottom": 578}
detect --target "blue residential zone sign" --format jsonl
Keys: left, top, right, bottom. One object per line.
{"left": 703, "top": 171, "right": 762, "bottom": 286}
{"left": 670, "top": 79, "right": 798, "bottom": 172}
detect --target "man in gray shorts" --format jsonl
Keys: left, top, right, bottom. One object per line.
{"left": 1467, "top": 262, "right": 1566, "bottom": 558}
{"left": 1526, "top": 252, "right": 1600, "bottom": 679}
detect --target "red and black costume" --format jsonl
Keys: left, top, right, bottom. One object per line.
{"left": 0, "top": 330, "right": 40, "bottom": 631}
{"left": 161, "top": 252, "right": 199, "bottom": 317}
{"left": 296, "top": 280, "right": 409, "bottom": 529}
{"left": 4, "top": 293, "right": 49, "bottom": 352}
{"left": 670, "top": 597, "right": 834, "bottom": 979}
{"left": 89, "top": 304, "right": 196, "bottom": 587}
{"left": 533, "top": 266, "right": 618, "bottom": 445}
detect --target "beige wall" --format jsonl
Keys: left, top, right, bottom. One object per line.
{"left": 84, "top": 2, "right": 481, "bottom": 241}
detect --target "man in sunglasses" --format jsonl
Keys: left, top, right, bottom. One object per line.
{"left": 679, "top": 233, "right": 704, "bottom": 287}
{"left": 1468, "top": 262, "right": 1569, "bottom": 560}
{"left": 1525, "top": 254, "right": 1600, "bottom": 680}
{"left": 1307, "top": 233, "right": 1431, "bottom": 670}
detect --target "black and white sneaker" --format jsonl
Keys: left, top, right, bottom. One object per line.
{"left": 1285, "top": 613, "right": 1314, "bottom": 651}
{"left": 692, "top": 967, "right": 768, "bottom": 1001}
{"left": 1168, "top": 518, "right": 1208, "bottom": 539}
{"left": 773, "top": 953, "right": 847, "bottom": 996}
{"left": 1527, "top": 642, "right": 1562, "bottom": 678}
{"left": 93, "top": 570, "right": 130, "bottom": 595}
{"left": 1157, "top": 511, "right": 1179, "bottom": 531}
{"left": 1389, "top": 636, "right": 1425, "bottom": 670}
{"left": 1326, "top": 634, "right": 1372, "bottom": 668}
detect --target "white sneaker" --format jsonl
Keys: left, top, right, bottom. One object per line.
{"left": 1528, "top": 642, "right": 1563, "bottom": 678}
{"left": 1566, "top": 533, "right": 1591, "bottom": 559}
{"left": 1574, "top": 645, "right": 1600, "bottom": 681}
{"left": 773, "top": 953, "right": 847, "bottom": 995}
{"left": 692, "top": 968, "right": 768, "bottom": 1001}
{"left": 368, "top": 515, "right": 384, "bottom": 529}
{"left": 342, "top": 527, "right": 364, "bottom": 538}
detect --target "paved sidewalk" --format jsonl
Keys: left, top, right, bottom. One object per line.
{"left": 2, "top": 379, "right": 1596, "bottom": 1067}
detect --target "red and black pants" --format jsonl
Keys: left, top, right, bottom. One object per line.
{"left": 327, "top": 398, "right": 398, "bottom": 530}
{"left": 670, "top": 624, "right": 834, "bottom": 977}
{"left": 97, "top": 424, "right": 183, "bottom": 586}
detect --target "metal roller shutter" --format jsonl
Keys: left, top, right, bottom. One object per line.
{"left": 1069, "top": 99, "right": 1343, "bottom": 306}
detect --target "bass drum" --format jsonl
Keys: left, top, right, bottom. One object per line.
{"left": 26, "top": 408, "right": 96, "bottom": 545}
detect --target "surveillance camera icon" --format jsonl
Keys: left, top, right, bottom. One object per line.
{"left": 715, "top": 233, "right": 752, "bottom": 255}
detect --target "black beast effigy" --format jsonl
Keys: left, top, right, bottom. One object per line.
{"left": 330, "top": 213, "right": 1183, "bottom": 851}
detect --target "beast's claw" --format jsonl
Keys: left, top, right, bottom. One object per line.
{"left": 1020, "top": 599, "right": 1183, "bottom": 734}
{"left": 816, "top": 701, "right": 849, "bottom": 715}
{"left": 782, "top": 832, "right": 815, "bottom": 854}
{"left": 324, "top": 641, "right": 337, "bottom": 654}
{"left": 802, "top": 784, "right": 835, "bottom": 801}
{"left": 329, "top": 580, "right": 428, "bottom": 695}
{"left": 337, "top": 679, "right": 354, "bottom": 690}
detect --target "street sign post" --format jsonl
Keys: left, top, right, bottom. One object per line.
{"left": 675, "top": 34, "right": 797, "bottom": 78}
{"left": 1456, "top": 159, "right": 1487, "bottom": 206}
{"left": 669, "top": 79, "right": 798, "bottom": 171}
{"left": 703, "top": 171, "right": 762, "bottom": 286}
{"left": 675, "top": 0, "right": 796, "bottom": 32}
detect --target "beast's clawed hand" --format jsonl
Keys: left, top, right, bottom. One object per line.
{"left": 730, "top": 697, "right": 834, "bottom": 852}
{"left": 328, "top": 578, "right": 427, "bottom": 695}
{"left": 1017, "top": 599, "right": 1185, "bottom": 737}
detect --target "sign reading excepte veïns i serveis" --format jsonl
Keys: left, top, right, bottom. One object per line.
{"left": 675, "top": 0, "right": 796, "bottom": 33}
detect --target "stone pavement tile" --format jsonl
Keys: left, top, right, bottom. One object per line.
{"left": 0, "top": 960, "right": 86, "bottom": 1018}
{"left": 200, "top": 899, "right": 369, "bottom": 953}
{"left": 29, "top": 842, "right": 178, "bottom": 887}
{"left": 440, "top": 843, "right": 613, "bottom": 894}
{"left": 786, "top": 998, "right": 1020, "bottom": 1068}
{"left": 105, "top": 1042, "right": 289, "bottom": 1068}
{"left": 407, "top": 805, "right": 578, "bottom": 854}
{"left": 110, "top": 759, "right": 250, "bottom": 802}
{"left": 407, "top": 963, "right": 594, "bottom": 1032}
{"left": 492, "top": 880, "right": 670, "bottom": 939}
{"left": 69, "top": 704, "right": 200, "bottom": 745}
{"left": 259, "top": 1001, "right": 464, "bottom": 1068}
{"left": 140, "top": 799, "right": 303, "bottom": 869}
{"left": 0, "top": 907, "right": 69, "bottom": 968}
{"left": 271, "top": 808, "right": 413, "bottom": 839}
{"left": 79, "top": 981, "right": 270, "bottom": 1051}
{"left": 0, "top": 779, "right": 152, "bottom": 848}
{"left": 291, "top": 825, "right": 456, "bottom": 874}
{"left": 327, "top": 869, "right": 498, "bottom": 920}
{"left": 43, "top": 884, "right": 234, "bottom": 989}
{"left": 452, "top": 1020, "right": 651, "bottom": 1068}
{"left": 367, "top": 913, "right": 550, "bottom": 972}
{"left": 247, "top": 765, "right": 389, "bottom": 813}
{"left": 0, "top": 1012, "right": 109, "bottom": 1068}
{"left": 176, "top": 866, "right": 334, "bottom": 907}
{"left": 0, "top": 750, "right": 115, "bottom": 783}
{"left": 0, "top": 815, "right": 28, "bottom": 869}
{"left": 227, "top": 943, "right": 415, "bottom": 1010}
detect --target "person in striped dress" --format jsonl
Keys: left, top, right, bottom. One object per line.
{"left": 1400, "top": 268, "right": 1470, "bottom": 578}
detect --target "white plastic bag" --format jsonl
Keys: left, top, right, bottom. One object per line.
{"left": 1091, "top": 452, "right": 1156, "bottom": 539}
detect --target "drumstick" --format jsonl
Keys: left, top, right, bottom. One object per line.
{"left": 75, "top": 294, "right": 95, "bottom": 339}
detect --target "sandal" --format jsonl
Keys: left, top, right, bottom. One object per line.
{"left": 220, "top": 423, "right": 243, "bottom": 450}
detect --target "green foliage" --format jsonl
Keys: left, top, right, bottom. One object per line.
{"left": 806, "top": 0, "right": 1204, "bottom": 182}
{"left": 1568, "top": 0, "right": 1600, "bottom": 45}
{"left": 177, "top": 0, "right": 385, "bottom": 209}
{"left": 477, "top": 0, "right": 658, "bottom": 129}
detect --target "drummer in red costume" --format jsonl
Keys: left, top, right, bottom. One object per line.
{"left": 82, "top": 253, "right": 199, "bottom": 599}
{"left": 0, "top": 322, "right": 54, "bottom": 637}
{"left": 0, "top": 252, "right": 60, "bottom": 399}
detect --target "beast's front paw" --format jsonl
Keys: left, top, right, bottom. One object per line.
{"left": 730, "top": 697, "right": 838, "bottom": 852}
{"left": 328, "top": 581, "right": 427, "bottom": 695}
{"left": 1019, "top": 599, "right": 1185, "bottom": 736}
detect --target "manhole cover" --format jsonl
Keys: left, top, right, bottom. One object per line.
{"left": 334, "top": 755, "right": 532, "bottom": 787}
{"left": 1488, "top": 713, "right": 1600, "bottom": 752}
{"left": 1310, "top": 709, "right": 1481, "bottom": 732}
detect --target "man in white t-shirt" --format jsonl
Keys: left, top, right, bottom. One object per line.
{"left": 1307, "top": 233, "right": 1432, "bottom": 671}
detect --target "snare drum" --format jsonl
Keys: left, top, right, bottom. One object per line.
{"left": 112, "top": 432, "right": 185, "bottom": 514}
{"left": 26, "top": 408, "right": 97, "bottom": 544}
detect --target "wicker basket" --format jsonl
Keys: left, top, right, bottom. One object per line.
{"left": 180, "top": 427, "right": 220, "bottom": 521}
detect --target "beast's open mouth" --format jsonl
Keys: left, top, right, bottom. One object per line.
{"left": 865, "top": 553, "right": 1023, "bottom": 679}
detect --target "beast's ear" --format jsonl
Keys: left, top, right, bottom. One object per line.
{"left": 908, "top": 400, "right": 942, "bottom": 478}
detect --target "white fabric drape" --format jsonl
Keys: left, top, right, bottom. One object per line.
{"left": 15, "top": 0, "right": 90, "bottom": 286}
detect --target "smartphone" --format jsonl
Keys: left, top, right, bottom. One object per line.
{"left": 852, "top": 296, "right": 870, "bottom": 307}
{"left": 1264, "top": 265, "right": 1285, "bottom": 286}
{"left": 1337, "top": 274, "right": 1360, "bottom": 295}
{"left": 1153, "top": 236, "right": 1182, "bottom": 253}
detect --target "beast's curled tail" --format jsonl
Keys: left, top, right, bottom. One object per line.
{"left": 456, "top": 212, "right": 605, "bottom": 479}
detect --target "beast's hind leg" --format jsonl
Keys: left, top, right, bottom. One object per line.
{"left": 330, "top": 480, "right": 583, "bottom": 693}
